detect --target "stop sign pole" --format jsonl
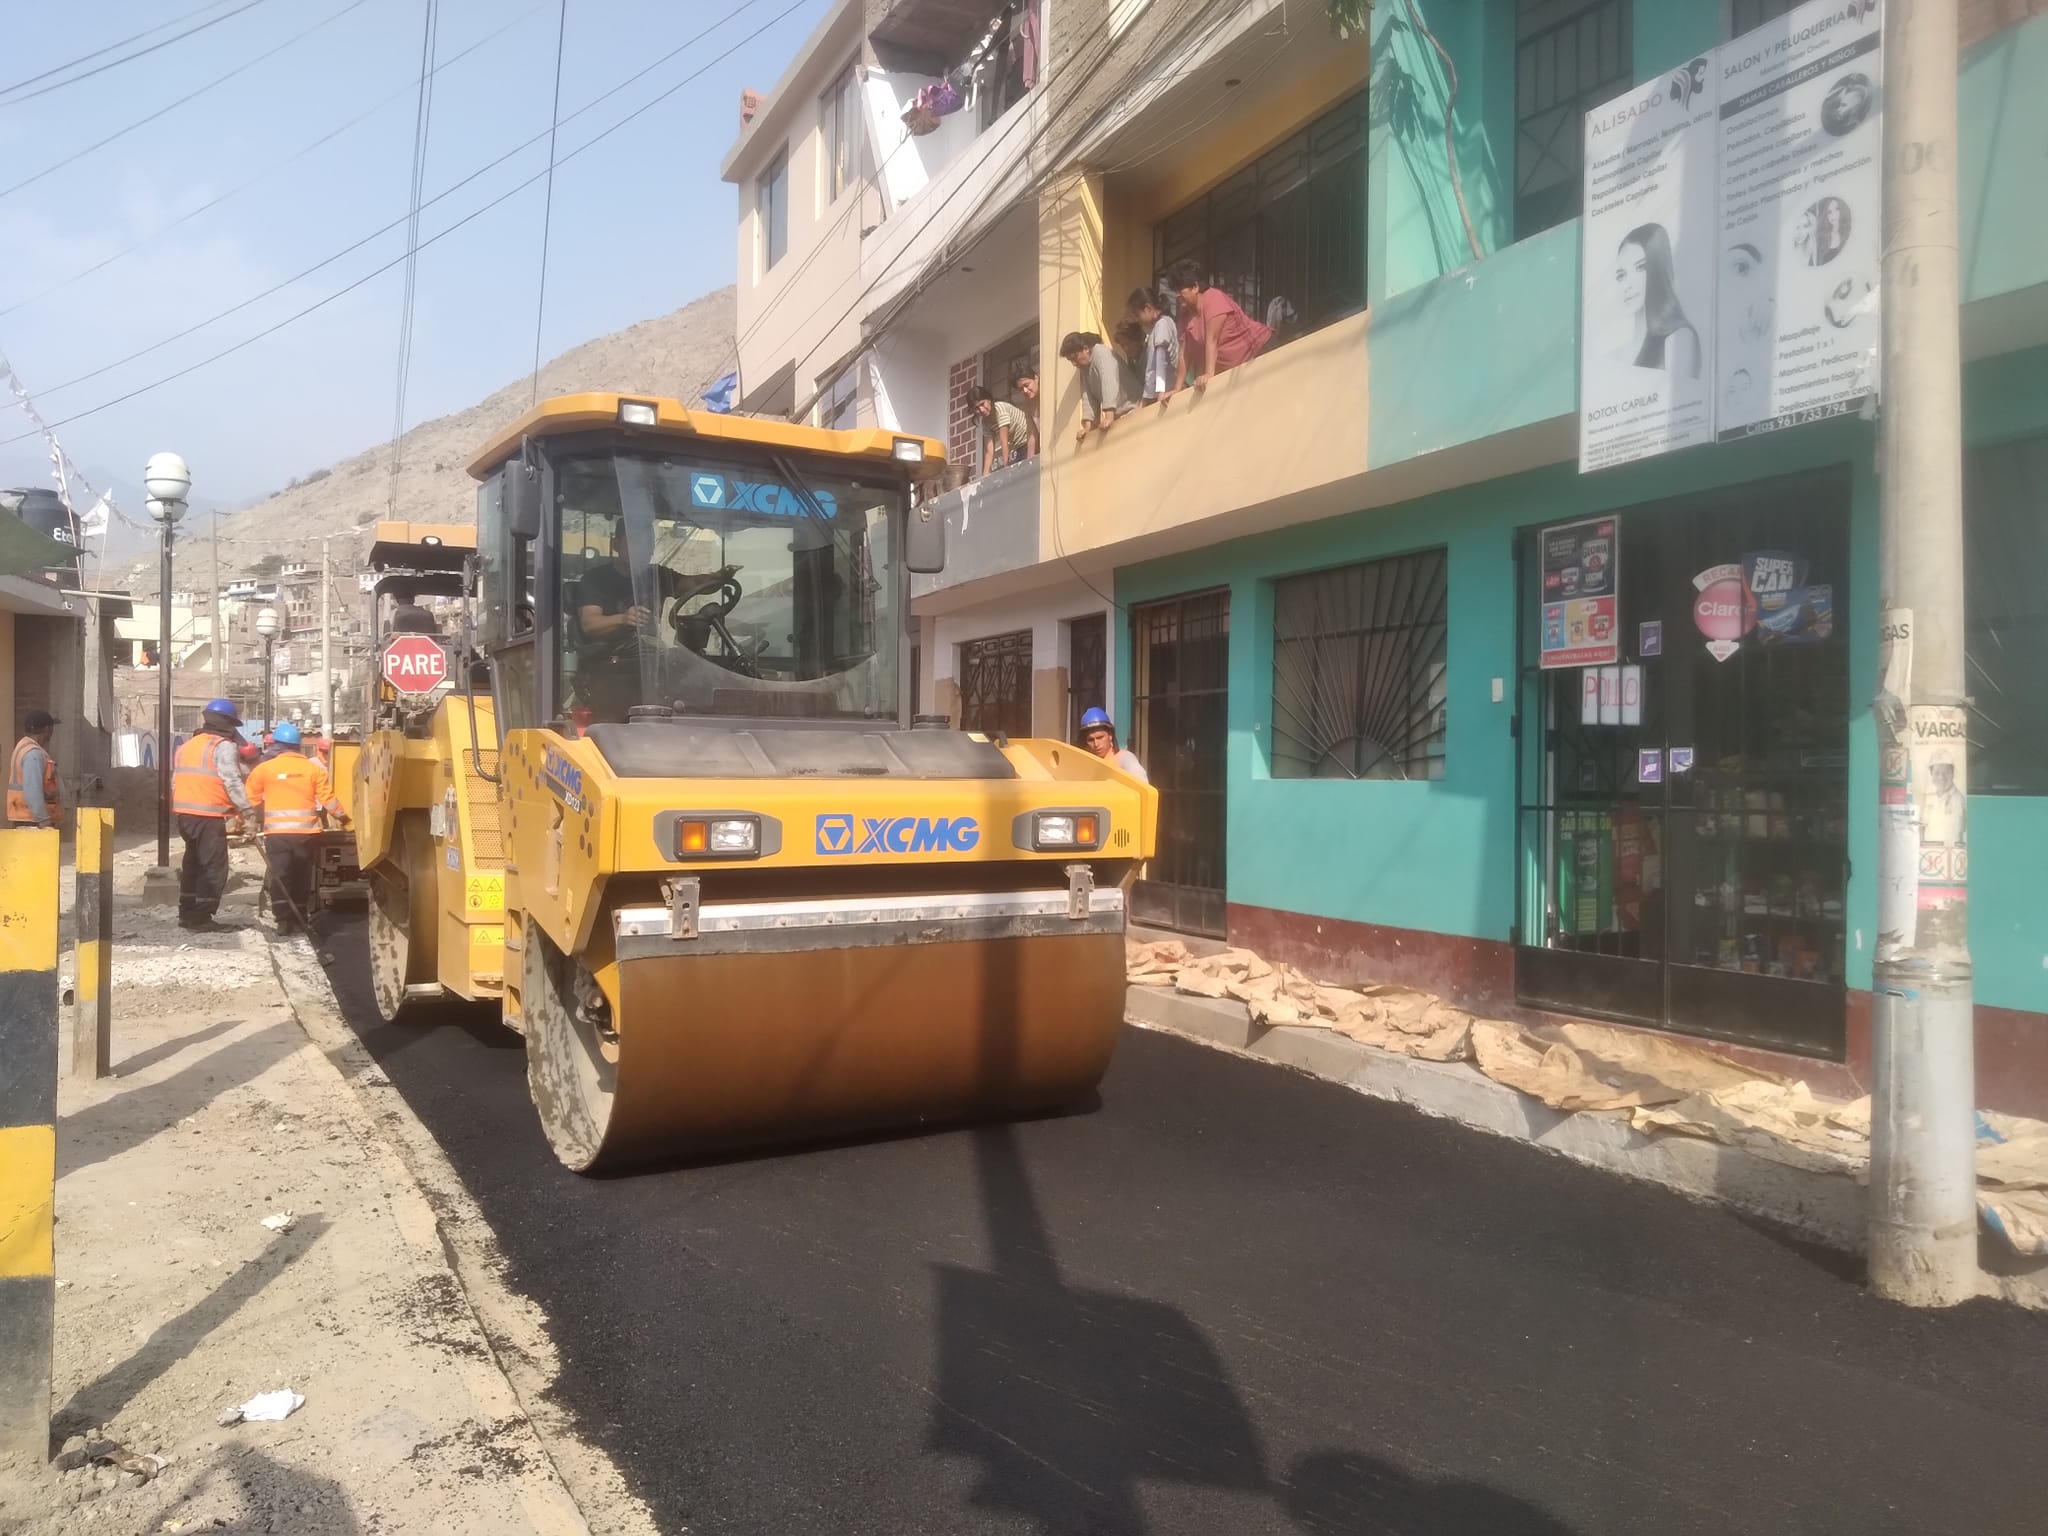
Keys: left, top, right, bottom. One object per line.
{"left": 381, "top": 634, "right": 448, "bottom": 696}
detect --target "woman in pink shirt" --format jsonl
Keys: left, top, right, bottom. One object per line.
{"left": 1166, "top": 257, "right": 1272, "bottom": 390}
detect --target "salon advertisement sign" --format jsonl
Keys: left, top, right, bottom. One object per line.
{"left": 1578, "top": 0, "right": 1882, "bottom": 469}
{"left": 1578, "top": 55, "right": 1718, "bottom": 472}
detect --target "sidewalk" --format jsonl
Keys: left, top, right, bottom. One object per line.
{"left": 0, "top": 844, "right": 605, "bottom": 1535}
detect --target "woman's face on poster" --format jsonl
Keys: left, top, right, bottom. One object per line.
{"left": 1614, "top": 242, "right": 1649, "bottom": 317}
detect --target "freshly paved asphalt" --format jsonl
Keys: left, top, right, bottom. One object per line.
{"left": 315, "top": 913, "right": 2048, "bottom": 1536}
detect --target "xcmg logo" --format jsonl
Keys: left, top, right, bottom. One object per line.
{"left": 689, "top": 471, "right": 837, "bottom": 519}
{"left": 815, "top": 813, "right": 980, "bottom": 856}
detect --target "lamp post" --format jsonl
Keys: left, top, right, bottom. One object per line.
{"left": 144, "top": 452, "right": 190, "bottom": 871}
{"left": 255, "top": 606, "right": 280, "bottom": 731}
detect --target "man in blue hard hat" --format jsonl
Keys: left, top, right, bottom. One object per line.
{"left": 1077, "top": 706, "right": 1147, "bottom": 783}
{"left": 171, "top": 697, "right": 255, "bottom": 930}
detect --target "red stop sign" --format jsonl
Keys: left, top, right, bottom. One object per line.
{"left": 381, "top": 634, "right": 448, "bottom": 695}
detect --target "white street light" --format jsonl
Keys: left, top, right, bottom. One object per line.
{"left": 143, "top": 451, "right": 191, "bottom": 504}
{"left": 254, "top": 606, "right": 280, "bottom": 639}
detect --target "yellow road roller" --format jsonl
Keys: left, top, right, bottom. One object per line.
{"left": 351, "top": 393, "right": 1156, "bottom": 1172}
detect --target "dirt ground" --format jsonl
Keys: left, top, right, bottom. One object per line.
{"left": 0, "top": 846, "right": 641, "bottom": 1535}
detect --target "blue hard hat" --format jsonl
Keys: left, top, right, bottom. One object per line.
{"left": 1080, "top": 707, "right": 1114, "bottom": 731}
{"left": 272, "top": 722, "right": 302, "bottom": 746}
{"left": 204, "top": 697, "right": 239, "bottom": 720}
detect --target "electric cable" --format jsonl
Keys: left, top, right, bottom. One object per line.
{"left": 0, "top": 0, "right": 269, "bottom": 105}
{"left": 530, "top": 0, "right": 572, "bottom": 404}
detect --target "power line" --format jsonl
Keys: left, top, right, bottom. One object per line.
{"left": 530, "top": 0, "right": 572, "bottom": 405}
{"left": 0, "top": 0, "right": 374, "bottom": 203}
{"left": 0, "top": 0, "right": 814, "bottom": 448}
{"left": 389, "top": 0, "right": 442, "bottom": 516}
{"left": 29, "top": 0, "right": 780, "bottom": 404}
{"left": 0, "top": 3, "right": 546, "bottom": 321}
{"left": 0, "top": 0, "right": 269, "bottom": 105}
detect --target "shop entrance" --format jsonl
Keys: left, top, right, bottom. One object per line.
{"left": 1131, "top": 590, "right": 1230, "bottom": 937}
{"left": 1514, "top": 471, "right": 1851, "bottom": 1058}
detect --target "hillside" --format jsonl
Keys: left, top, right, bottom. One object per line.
{"left": 126, "top": 285, "right": 735, "bottom": 591}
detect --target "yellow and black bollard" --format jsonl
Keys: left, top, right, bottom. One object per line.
{"left": 0, "top": 826, "right": 59, "bottom": 1463}
{"left": 72, "top": 808, "right": 113, "bottom": 1080}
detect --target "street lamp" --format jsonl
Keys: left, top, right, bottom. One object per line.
{"left": 144, "top": 451, "right": 190, "bottom": 871}
{"left": 255, "top": 606, "right": 280, "bottom": 731}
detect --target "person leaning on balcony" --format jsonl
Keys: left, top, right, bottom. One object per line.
{"left": 1127, "top": 286, "right": 1181, "bottom": 403}
{"left": 1061, "top": 331, "right": 1137, "bottom": 442}
{"left": 973, "top": 386, "right": 1032, "bottom": 475}
{"left": 1166, "top": 257, "right": 1272, "bottom": 392}
{"left": 1009, "top": 365, "right": 1041, "bottom": 456}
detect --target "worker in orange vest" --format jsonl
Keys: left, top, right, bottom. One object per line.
{"left": 172, "top": 698, "right": 255, "bottom": 930}
{"left": 244, "top": 722, "right": 346, "bottom": 935}
{"left": 6, "top": 709, "right": 62, "bottom": 830}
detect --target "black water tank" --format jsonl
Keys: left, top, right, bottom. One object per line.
{"left": 0, "top": 487, "right": 80, "bottom": 582}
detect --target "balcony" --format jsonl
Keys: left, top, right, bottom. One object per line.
{"left": 910, "top": 453, "right": 1042, "bottom": 607}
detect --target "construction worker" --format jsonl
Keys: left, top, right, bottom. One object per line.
{"left": 1077, "top": 706, "right": 1148, "bottom": 783}
{"left": 6, "top": 709, "right": 62, "bottom": 829}
{"left": 172, "top": 698, "right": 255, "bottom": 930}
{"left": 245, "top": 722, "right": 345, "bottom": 935}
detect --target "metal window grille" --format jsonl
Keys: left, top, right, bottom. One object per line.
{"left": 1153, "top": 90, "right": 1367, "bottom": 345}
{"left": 1514, "top": 0, "right": 1633, "bottom": 239}
{"left": 1067, "top": 612, "right": 1106, "bottom": 743}
{"left": 1271, "top": 550, "right": 1448, "bottom": 780}
{"left": 959, "top": 630, "right": 1034, "bottom": 738}
{"left": 1727, "top": 0, "right": 1802, "bottom": 38}
{"left": 1131, "top": 591, "right": 1231, "bottom": 937}
{"left": 815, "top": 368, "right": 857, "bottom": 430}
{"left": 1965, "top": 433, "right": 2048, "bottom": 795}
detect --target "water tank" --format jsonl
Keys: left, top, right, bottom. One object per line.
{"left": 0, "top": 487, "right": 80, "bottom": 582}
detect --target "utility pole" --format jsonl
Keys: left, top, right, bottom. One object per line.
{"left": 1870, "top": 0, "right": 1976, "bottom": 1306}
{"left": 210, "top": 510, "right": 226, "bottom": 699}
{"left": 321, "top": 537, "right": 334, "bottom": 734}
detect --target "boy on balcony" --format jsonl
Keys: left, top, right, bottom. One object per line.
{"left": 972, "top": 385, "right": 1033, "bottom": 476}
{"left": 1127, "top": 285, "right": 1181, "bottom": 402}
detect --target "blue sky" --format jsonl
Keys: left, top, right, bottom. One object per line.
{"left": 0, "top": 0, "right": 828, "bottom": 527}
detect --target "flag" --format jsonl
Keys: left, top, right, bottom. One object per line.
{"left": 78, "top": 495, "right": 110, "bottom": 537}
{"left": 701, "top": 371, "right": 738, "bottom": 414}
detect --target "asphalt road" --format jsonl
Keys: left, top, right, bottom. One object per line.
{"left": 315, "top": 912, "right": 2048, "bottom": 1536}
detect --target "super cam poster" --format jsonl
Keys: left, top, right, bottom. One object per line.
{"left": 1578, "top": 56, "right": 1718, "bottom": 472}
{"left": 1715, "top": 0, "right": 1883, "bottom": 439}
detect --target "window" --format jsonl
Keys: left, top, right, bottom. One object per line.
{"left": 1153, "top": 90, "right": 1367, "bottom": 348}
{"left": 821, "top": 67, "right": 857, "bottom": 207}
{"left": 1067, "top": 613, "right": 1106, "bottom": 744}
{"left": 757, "top": 147, "right": 789, "bottom": 272}
{"left": 815, "top": 367, "right": 858, "bottom": 431}
{"left": 1271, "top": 550, "right": 1448, "bottom": 780}
{"left": 959, "top": 630, "right": 1033, "bottom": 739}
{"left": 1965, "top": 433, "right": 2048, "bottom": 795}
{"left": 1726, "top": 0, "right": 1802, "bottom": 37}
{"left": 1514, "top": 0, "right": 1633, "bottom": 238}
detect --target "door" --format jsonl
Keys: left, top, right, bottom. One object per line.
{"left": 1067, "top": 612, "right": 1107, "bottom": 743}
{"left": 1514, "top": 472, "right": 1851, "bottom": 1058}
{"left": 958, "top": 630, "right": 1033, "bottom": 739}
{"left": 1131, "top": 591, "right": 1230, "bottom": 937}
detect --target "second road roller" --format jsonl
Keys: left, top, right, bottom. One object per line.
{"left": 349, "top": 392, "right": 1157, "bottom": 1172}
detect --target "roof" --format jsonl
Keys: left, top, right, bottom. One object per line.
{"left": 719, "top": 0, "right": 860, "bottom": 182}
{"left": 367, "top": 520, "right": 475, "bottom": 573}
{"left": 466, "top": 393, "right": 948, "bottom": 481}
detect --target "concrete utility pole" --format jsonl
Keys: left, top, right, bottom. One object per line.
{"left": 210, "top": 510, "right": 226, "bottom": 698}
{"left": 1870, "top": 0, "right": 1976, "bottom": 1306}
{"left": 321, "top": 538, "right": 334, "bottom": 734}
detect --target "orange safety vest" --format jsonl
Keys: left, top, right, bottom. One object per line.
{"left": 172, "top": 733, "right": 236, "bottom": 817}
{"left": 5, "top": 736, "right": 59, "bottom": 824}
{"left": 245, "top": 750, "right": 339, "bottom": 835}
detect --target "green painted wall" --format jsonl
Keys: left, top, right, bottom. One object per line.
{"left": 1120, "top": 344, "right": 2048, "bottom": 1016}
{"left": 1959, "top": 17, "right": 2048, "bottom": 307}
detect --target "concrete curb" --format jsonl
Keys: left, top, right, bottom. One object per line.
{"left": 1126, "top": 986, "right": 2048, "bottom": 1308}
{"left": 263, "top": 933, "right": 661, "bottom": 1536}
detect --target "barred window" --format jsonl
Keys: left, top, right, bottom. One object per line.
{"left": 1271, "top": 551, "right": 1448, "bottom": 780}
{"left": 1726, "top": 0, "right": 1802, "bottom": 38}
{"left": 1965, "top": 433, "right": 2048, "bottom": 795}
{"left": 1514, "top": 0, "right": 1633, "bottom": 238}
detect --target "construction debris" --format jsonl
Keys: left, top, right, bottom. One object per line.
{"left": 1128, "top": 939, "right": 2048, "bottom": 1254}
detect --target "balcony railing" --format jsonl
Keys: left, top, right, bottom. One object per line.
{"left": 910, "top": 454, "right": 1042, "bottom": 602}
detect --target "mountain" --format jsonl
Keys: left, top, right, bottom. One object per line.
{"left": 122, "top": 285, "right": 735, "bottom": 592}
